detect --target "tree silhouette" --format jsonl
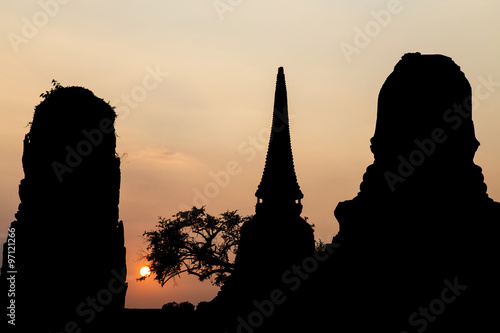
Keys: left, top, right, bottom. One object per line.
{"left": 139, "top": 206, "right": 253, "bottom": 287}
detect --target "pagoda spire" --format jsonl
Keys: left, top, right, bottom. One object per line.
{"left": 255, "top": 67, "right": 303, "bottom": 213}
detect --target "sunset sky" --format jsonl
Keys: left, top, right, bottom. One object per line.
{"left": 1, "top": 0, "right": 500, "bottom": 308}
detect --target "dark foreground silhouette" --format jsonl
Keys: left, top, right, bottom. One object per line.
{"left": 202, "top": 67, "right": 315, "bottom": 332}
{"left": 2, "top": 54, "right": 499, "bottom": 332}
{"left": 197, "top": 55, "right": 500, "bottom": 332}
{"left": 304, "top": 53, "right": 499, "bottom": 332}
{"left": 0, "top": 84, "right": 127, "bottom": 333}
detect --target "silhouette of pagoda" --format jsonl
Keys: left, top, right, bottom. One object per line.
{"left": 237, "top": 66, "right": 314, "bottom": 281}
{"left": 0, "top": 85, "right": 127, "bottom": 333}
{"left": 255, "top": 67, "right": 304, "bottom": 216}
{"left": 208, "top": 67, "right": 314, "bottom": 332}
{"left": 301, "top": 53, "right": 500, "bottom": 332}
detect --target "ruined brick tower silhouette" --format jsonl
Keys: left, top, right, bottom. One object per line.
{"left": 0, "top": 84, "right": 127, "bottom": 333}
{"left": 306, "top": 53, "right": 500, "bottom": 332}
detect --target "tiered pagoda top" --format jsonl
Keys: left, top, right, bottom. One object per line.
{"left": 255, "top": 67, "right": 303, "bottom": 209}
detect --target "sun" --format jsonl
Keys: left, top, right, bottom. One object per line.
{"left": 140, "top": 266, "right": 151, "bottom": 277}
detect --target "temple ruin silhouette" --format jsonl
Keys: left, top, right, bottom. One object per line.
{"left": 0, "top": 85, "right": 127, "bottom": 333}
{"left": 205, "top": 67, "right": 315, "bottom": 332}
{"left": 2, "top": 55, "right": 499, "bottom": 332}
{"left": 304, "top": 53, "right": 500, "bottom": 332}
{"left": 203, "top": 54, "right": 500, "bottom": 333}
